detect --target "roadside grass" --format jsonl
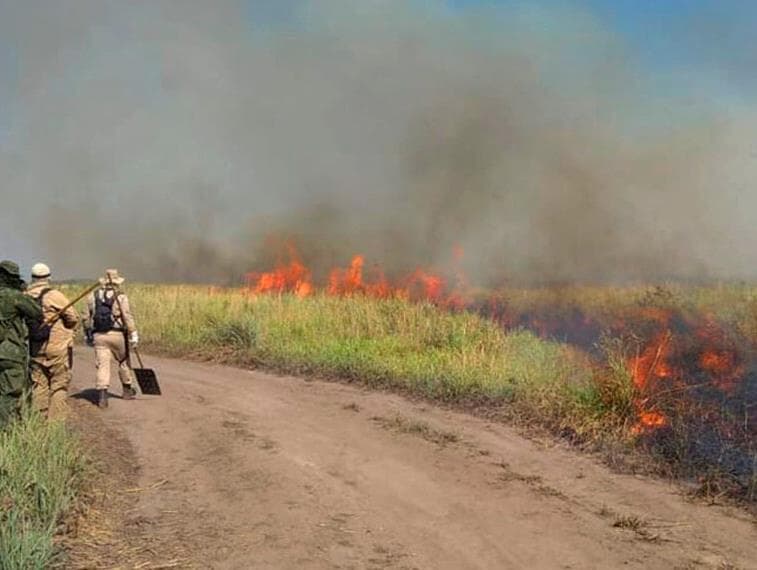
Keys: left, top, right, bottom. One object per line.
{"left": 0, "top": 411, "right": 87, "bottom": 569}
{"left": 62, "top": 283, "right": 756, "bottom": 507}
{"left": 108, "top": 286, "right": 605, "bottom": 437}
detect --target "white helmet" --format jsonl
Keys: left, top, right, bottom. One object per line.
{"left": 31, "top": 263, "right": 51, "bottom": 279}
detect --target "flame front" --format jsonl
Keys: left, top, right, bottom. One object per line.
{"left": 246, "top": 245, "right": 467, "bottom": 307}
{"left": 245, "top": 245, "right": 313, "bottom": 298}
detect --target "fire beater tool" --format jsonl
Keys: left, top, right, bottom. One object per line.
{"left": 130, "top": 347, "right": 162, "bottom": 395}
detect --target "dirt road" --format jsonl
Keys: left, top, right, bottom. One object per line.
{"left": 68, "top": 352, "right": 756, "bottom": 569}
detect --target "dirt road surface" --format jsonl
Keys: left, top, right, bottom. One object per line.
{"left": 68, "top": 351, "right": 756, "bottom": 569}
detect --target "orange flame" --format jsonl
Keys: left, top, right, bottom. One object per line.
{"left": 694, "top": 316, "right": 745, "bottom": 394}
{"left": 626, "top": 329, "right": 673, "bottom": 435}
{"left": 406, "top": 270, "right": 445, "bottom": 302}
{"left": 245, "top": 245, "right": 313, "bottom": 297}
{"left": 631, "top": 411, "right": 667, "bottom": 435}
{"left": 328, "top": 255, "right": 367, "bottom": 296}
{"left": 623, "top": 311, "right": 747, "bottom": 434}
{"left": 246, "top": 244, "right": 468, "bottom": 307}
{"left": 698, "top": 349, "right": 744, "bottom": 394}
{"left": 629, "top": 332, "right": 673, "bottom": 390}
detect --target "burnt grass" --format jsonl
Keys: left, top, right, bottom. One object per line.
{"left": 474, "top": 286, "right": 757, "bottom": 509}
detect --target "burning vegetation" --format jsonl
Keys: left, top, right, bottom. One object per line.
{"left": 486, "top": 294, "right": 755, "bottom": 502}
{"left": 244, "top": 244, "right": 756, "bottom": 502}
{"left": 244, "top": 244, "right": 466, "bottom": 308}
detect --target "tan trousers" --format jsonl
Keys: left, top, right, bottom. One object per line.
{"left": 94, "top": 331, "right": 136, "bottom": 390}
{"left": 31, "top": 349, "right": 73, "bottom": 421}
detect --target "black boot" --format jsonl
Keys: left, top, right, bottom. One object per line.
{"left": 122, "top": 384, "right": 137, "bottom": 400}
{"left": 97, "top": 389, "right": 108, "bottom": 409}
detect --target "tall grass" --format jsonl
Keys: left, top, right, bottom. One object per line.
{"left": 126, "top": 286, "right": 601, "bottom": 431}
{"left": 63, "top": 282, "right": 756, "bottom": 504}
{"left": 0, "top": 412, "right": 87, "bottom": 569}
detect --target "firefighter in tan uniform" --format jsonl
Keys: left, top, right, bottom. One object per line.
{"left": 26, "top": 263, "right": 80, "bottom": 420}
{"left": 85, "top": 269, "right": 139, "bottom": 408}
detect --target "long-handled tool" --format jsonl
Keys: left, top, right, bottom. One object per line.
{"left": 42, "top": 281, "right": 100, "bottom": 326}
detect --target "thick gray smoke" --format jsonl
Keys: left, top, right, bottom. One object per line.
{"left": 1, "top": 0, "right": 756, "bottom": 284}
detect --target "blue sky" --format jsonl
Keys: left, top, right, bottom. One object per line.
{"left": 449, "top": 0, "right": 757, "bottom": 90}
{"left": 3, "top": 1, "right": 756, "bottom": 158}
{"left": 242, "top": 0, "right": 757, "bottom": 78}
{"left": 242, "top": 0, "right": 757, "bottom": 98}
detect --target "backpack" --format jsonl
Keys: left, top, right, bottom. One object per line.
{"left": 93, "top": 288, "right": 118, "bottom": 333}
{"left": 28, "top": 288, "right": 52, "bottom": 343}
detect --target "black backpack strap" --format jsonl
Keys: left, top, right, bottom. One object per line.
{"left": 38, "top": 287, "right": 52, "bottom": 305}
{"left": 98, "top": 287, "right": 116, "bottom": 305}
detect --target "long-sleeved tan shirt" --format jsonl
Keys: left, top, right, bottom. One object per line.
{"left": 26, "top": 280, "right": 80, "bottom": 365}
{"left": 86, "top": 287, "right": 137, "bottom": 335}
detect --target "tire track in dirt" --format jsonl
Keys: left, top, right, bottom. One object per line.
{"left": 68, "top": 352, "right": 757, "bottom": 569}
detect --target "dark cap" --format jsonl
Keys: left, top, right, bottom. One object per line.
{"left": 0, "top": 260, "right": 20, "bottom": 277}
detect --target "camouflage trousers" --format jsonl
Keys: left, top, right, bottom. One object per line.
{"left": 30, "top": 349, "right": 73, "bottom": 421}
{"left": 0, "top": 363, "right": 30, "bottom": 430}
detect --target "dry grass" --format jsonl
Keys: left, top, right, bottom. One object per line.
{"left": 371, "top": 413, "right": 460, "bottom": 446}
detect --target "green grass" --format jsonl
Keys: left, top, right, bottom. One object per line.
{"left": 117, "top": 286, "right": 604, "bottom": 435}
{"left": 62, "top": 282, "right": 756, "bottom": 505}
{"left": 0, "top": 412, "right": 87, "bottom": 569}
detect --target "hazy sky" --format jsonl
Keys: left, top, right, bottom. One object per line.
{"left": 1, "top": 0, "right": 756, "bottom": 282}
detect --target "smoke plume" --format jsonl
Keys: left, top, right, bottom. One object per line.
{"left": 1, "top": 0, "right": 755, "bottom": 284}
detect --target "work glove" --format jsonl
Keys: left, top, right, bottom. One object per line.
{"left": 85, "top": 329, "right": 94, "bottom": 347}
{"left": 129, "top": 331, "right": 139, "bottom": 347}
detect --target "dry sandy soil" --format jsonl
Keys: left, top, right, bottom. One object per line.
{"left": 64, "top": 351, "right": 756, "bottom": 569}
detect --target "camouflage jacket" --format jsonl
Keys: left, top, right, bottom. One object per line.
{"left": 0, "top": 279, "right": 43, "bottom": 367}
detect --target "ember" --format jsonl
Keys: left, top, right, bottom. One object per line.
{"left": 632, "top": 411, "right": 667, "bottom": 435}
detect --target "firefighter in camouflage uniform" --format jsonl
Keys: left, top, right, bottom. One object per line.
{"left": 0, "top": 260, "right": 43, "bottom": 429}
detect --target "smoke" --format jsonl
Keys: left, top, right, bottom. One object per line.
{"left": 1, "top": 0, "right": 756, "bottom": 284}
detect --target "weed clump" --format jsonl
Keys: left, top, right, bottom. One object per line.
{"left": 0, "top": 412, "right": 87, "bottom": 568}
{"left": 372, "top": 413, "right": 460, "bottom": 446}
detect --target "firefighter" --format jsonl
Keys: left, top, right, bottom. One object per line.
{"left": 26, "top": 263, "right": 80, "bottom": 420}
{"left": 84, "top": 269, "right": 139, "bottom": 408}
{"left": 0, "top": 260, "right": 43, "bottom": 428}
